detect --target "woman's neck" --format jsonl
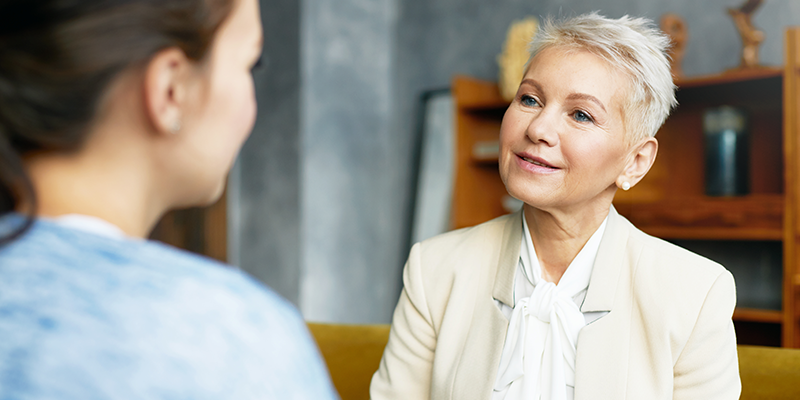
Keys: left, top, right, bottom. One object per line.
{"left": 24, "top": 146, "right": 166, "bottom": 239}
{"left": 523, "top": 203, "right": 610, "bottom": 284}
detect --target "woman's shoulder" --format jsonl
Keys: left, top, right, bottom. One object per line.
{"left": 1, "top": 216, "right": 291, "bottom": 310}
{"left": 616, "top": 217, "right": 737, "bottom": 350}
{"left": 626, "top": 221, "right": 727, "bottom": 277}
{"left": 415, "top": 212, "right": 517, "bottom": 265}
{"left": 0, "top": 215, "right": 298, "bottom": 324}
{"left": 401, "top": 213, "right": 520, "bottom": 296}
{"left": 618, "top": 216, "right": 733, "bottom": 298}
{"left": 1, "top": 217, "right": 247, "bottom": 286}
{"left": 0, "top": 218, "right": 332, "bottom": 398}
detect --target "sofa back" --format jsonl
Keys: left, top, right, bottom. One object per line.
{"left": 308, "top": 324, "right": 800, "bottom": 400}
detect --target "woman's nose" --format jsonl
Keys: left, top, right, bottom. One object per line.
{"left": 525, "top": 108, "right": 559, "bottom": 147}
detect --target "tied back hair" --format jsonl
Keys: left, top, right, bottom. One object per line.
{"left": 0, "top": 0, "right": 234, "bottom": 245}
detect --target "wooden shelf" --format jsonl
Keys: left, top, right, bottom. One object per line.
{"left": 675, "top": 67, "right": 783, "bottom": 89}
{"left": 614, "top": 195, "right": 784, "bottom": 240}
{"left": 453, "top": 75, "right": 509, "bottom": 110}
{"left": 734, "top": 308, "right": 784, "bottom": 324}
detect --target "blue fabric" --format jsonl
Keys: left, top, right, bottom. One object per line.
{"left": 0, "top": 216, "right": 339, "bottom": 400}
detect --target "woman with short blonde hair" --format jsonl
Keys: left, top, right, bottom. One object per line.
{"left": 371, "top": 13, "right": 740, "bottom": 400}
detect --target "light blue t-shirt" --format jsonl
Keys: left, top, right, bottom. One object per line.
{"left": 0, "top": 215, "right": 339, "bottom": 400}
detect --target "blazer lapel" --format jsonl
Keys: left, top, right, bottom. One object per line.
{"left": 581, "top": 206, "right": 627, "bottom": 314}
{"left": 451, "top": 210, "right": 522, "bottom": 400}
{"left": 575, "top": 207, "right": 640, "bottom": 400}
{"left": 493, "top": 210, "right": 522, "bottom": 307}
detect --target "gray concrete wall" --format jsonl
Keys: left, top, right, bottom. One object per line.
{"left": 232, "top": 0, "right": 302, "bottom": 305}
{"left": 232, "top": 0, "right": 409, "bottom": 324}
{"left": 299, "top": 0, "right": 405, "bottom": 323}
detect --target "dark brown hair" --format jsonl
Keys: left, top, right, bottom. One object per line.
{"left": 0, "top": 0, "right": 234, "bottom": 244}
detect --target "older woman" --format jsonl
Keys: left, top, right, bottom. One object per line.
{"left": 371, "top": 13, "right": 740, "bottom": 400}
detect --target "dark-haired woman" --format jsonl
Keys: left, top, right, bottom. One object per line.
{"left": 0, "top": 0, "right": 337, "bottom": 398}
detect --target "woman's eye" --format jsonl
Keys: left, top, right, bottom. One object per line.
{"left": 520, "top": 95, "right": 539, "bottom": 107}
{"left": 573, "top": 110, "right": 593, "bottom": 123}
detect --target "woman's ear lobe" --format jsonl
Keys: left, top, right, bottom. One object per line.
{"left": 143, "top": 47, "right": 189, "bottom": 136}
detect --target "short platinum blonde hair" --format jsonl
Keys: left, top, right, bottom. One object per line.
{"left": 529, "top": 12, "right": 677, "bottom": 141}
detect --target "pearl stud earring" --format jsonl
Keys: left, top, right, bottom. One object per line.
{"left": 170, "top": 119, "right": 182, "bottom": 134}
{"left": 621, "top": 182, "right": 631, "bottom": 191}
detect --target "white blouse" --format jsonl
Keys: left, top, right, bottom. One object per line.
{"left": 492, "top": 212, "right": 608, "bottom": 400}
{"left": 50, "top": 214, "right": 127, "bottom": 240}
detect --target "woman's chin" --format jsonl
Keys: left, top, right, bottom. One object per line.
{"left": 172, "top": 179, "right": 227, "bottom": 210}
{"left": 509, "top": 193, "right": 554, "bottom": 212}
{"left": 199, "top": 180, "right": 226, "bottom": 206}
{"left": 505, "top": 182, "right": 558, "bottom": 209}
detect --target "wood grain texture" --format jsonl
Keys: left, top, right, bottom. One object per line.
{"left": 735, "top": 308, "right": 784, "bottom": 323}
{"left": 615, "top": 195, "right": 783, "bottom": 240}
{"left": 783, "top": 28, "right": 800, "bottom": 347}
{"left": 451, "top": 76, "right": 511, "bottom": 229}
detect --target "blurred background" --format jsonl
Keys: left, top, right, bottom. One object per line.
{"left": 155, "top": 0, "right": 800, "bottom": 325}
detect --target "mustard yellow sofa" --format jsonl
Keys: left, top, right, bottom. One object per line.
{"left": 308, "top": 323, "right": 800, "bottom": 400}
{"left": 738, "top": 345, "right": 800, "bottom": 399}
{"left": 307, "top": 323, "right": 391, "bottom": 400}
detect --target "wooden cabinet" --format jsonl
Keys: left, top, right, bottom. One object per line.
{"left": 451, "top": 28, "right": 800, "bottom": 348}
{"left": 149, "top": 192, "right": 227, "bottom": 263}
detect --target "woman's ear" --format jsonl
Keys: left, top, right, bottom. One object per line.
{"left": 616, "top": 137, "right": 658, "bottom": 190}
{"left": 143, "top": 48, "right": 190, "bottom": 136}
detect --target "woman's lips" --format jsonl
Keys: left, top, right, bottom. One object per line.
{"left": 515, "top": 153, "right": 560, "bottom": 173}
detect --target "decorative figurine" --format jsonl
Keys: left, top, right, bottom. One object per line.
{"left": 728, "top": 0, "right": 765, "bottom": 69}
{"left": 498, "top": 17, "right": 538, "bottom": 102}
{"left": 660, "top": 14, "right": 688, "bottom": 79}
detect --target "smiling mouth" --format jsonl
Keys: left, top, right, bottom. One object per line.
{"left": 520, "top": 156, "right": 558, "bottom": 169}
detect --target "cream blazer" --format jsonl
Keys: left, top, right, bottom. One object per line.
{"left": 370, "top": 208, "right": 740, "bottom": 400}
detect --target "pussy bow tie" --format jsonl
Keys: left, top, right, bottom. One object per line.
{"left": 493, "top": 278, "right": 585, "bottom": 400}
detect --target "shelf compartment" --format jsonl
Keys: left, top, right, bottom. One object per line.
{"left": 734, "top": 308, "right": 783, "bottom": 324}
{"left": 615, "top": 195, "right": 784, "bottom": 240}
{"left": 453, "top": 75, "right": 509, "bottom": 110}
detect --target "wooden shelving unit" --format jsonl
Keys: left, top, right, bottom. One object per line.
{"left": 451, "top": 28, "right": 800, "bottom": 348}
{"left": 734, "top": 308, "right": 784, "bottom": 324}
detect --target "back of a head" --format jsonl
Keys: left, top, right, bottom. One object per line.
{"left": 0, "top": 0, "right": 233, "bottom": 243}
{"left": 529, "top": 12, "right": 678, "bottom": 142}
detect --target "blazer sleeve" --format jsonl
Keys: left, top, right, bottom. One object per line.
{"left": 672, "top": 270, "right": 741, "bottom": 399}
{"left": 370, "top": 243, "right": 437, "bottom": 400}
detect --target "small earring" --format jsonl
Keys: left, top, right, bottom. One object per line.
{"left": 170, "top": 119, "right": 181, "bottom": 134}
{"left": 621, "top": 182, "right": 631, "bottom": 191}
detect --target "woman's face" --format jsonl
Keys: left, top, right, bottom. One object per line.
{"left": 171, "top": 0, "right": 263, "bottom": 206}
{"left": 499, "top": 46, "right": 634, "bottom": 214}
